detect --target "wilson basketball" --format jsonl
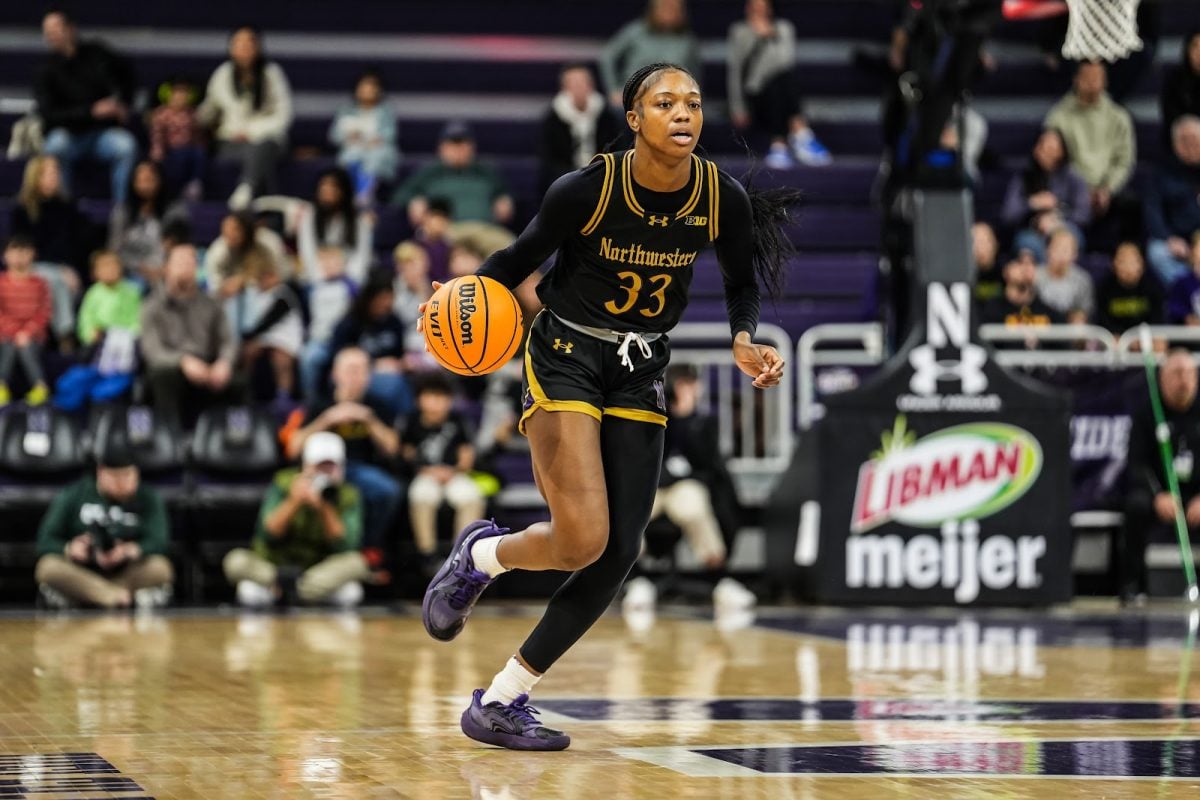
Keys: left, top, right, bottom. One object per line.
{"left": 423, "top": 275, "right": 524, "bottom": 376}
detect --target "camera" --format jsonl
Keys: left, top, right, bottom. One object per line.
{"left": 309, "top": 474, "right": 340, "bottom": 505}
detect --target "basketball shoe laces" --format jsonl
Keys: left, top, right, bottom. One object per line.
{"left": 501, "top": 693, "right": 543, "bottom": 726}
{"left": 447, "top": 522, "right": 510, "bottom": 610}
{"left": 616, "top": 332, "right": 653, "bottom": 371}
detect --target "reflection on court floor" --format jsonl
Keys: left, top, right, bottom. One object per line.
{"left": 0, "top": 604, "right": 1196, "bottom": 799}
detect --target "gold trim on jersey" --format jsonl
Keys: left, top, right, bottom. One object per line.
{"left": 705, "top": 160, "right": 721, "bottom": 241}
{"left": 621, "top": 151, "right": 646, "bottom": 218}
{"left": 603, "top": 407, "right": 668, "bottom": 426}
{"left": 674, "top": 155, "right": 704, "bottom": 219}
{"left": 519, "top": 332, "right": 602, "bottom": 435}
{"left": 580, "top": 153, "right": 616, "bottom": 236}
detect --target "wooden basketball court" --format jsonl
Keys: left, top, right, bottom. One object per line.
{"left": 2, "top": 602, "right": 1198, "bottom": 798}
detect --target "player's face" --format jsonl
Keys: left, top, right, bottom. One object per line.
{"left": 629, "top": 70, "right": 703, "bottom": 157}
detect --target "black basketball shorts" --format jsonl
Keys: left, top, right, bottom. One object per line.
{"left": 519, "top": 311, "right": 670, "bottom": 435}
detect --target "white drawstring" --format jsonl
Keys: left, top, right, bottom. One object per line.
{"left": 616, "top": 332, "right": 653, "bottom": 372}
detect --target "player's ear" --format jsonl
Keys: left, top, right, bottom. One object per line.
{"left": 626, "top": 108, "right": 640, "bottom": 132}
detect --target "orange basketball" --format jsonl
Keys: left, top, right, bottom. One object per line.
{"left": 423, "top": 275, "right": 523, "bottom": 376}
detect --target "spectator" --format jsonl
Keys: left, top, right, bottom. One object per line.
{"left": 140, "top": 243, "right": 240, "bottom": 427}
{"left": 390, "top": 122, "right": 513, "bottom": 227}
{"left": 400, "top": 373, "right": 484, "bottom": 564}
{"left": 727, "top": 0, "right": 831, "bottom": 168}
{"left": 1166, "top": 233, "right": 1200, "bottom": 325}
{"left": 1144, "top": 116, "right": 1200, "bottom": 286}
{"left": 76, "top": 250, "right": 140, "bottom": 348}
{"left": 538, "top": 64, "right": 621, "bottom": 194}
{"left": 329, "top": 276, "right": 413, "bottom": 417}
{"left": 392, "top": 241, "right": 433, "bottom": 355}
{"left": 474, "top": 358, "right": 527, "bottom": 460}
{"left": 1035, "top": 227, "right": 1094, "bottom": 323}
{"left": 223, "top": 432, "right": 369, "bottom": 608}
{"left": 599, "top": 0, "right": 701, "bottom": 106}
{"left": 287, "top": 348, "right": 402, "bottom": 551}
{"left": 35, "top": 10, "right": 137, "bottom": 203}
{"left": 1001, "top": 128, "right": 1091, "bottom": 261}
{"left": 1122, "top": 349, "right": 1200, "bottom": 604}
{"left": 415, "top": 198, "right": 453, "bottom": 282}
{"left": 34, "top": 435, "right": 173, "bottom": 610}
{"left": 10, "top": 155, "right": 88, "bottom": 340}
{"left": 149, "top": 76, "right": 207, "bottom": 201}
{"left": 972, "top": 221, "right": 1003, "bottom": 307}
{"left": 329, "top": 69, "right": 400, "bottom": 205}
{"left": 203, "top": 211, "right": 289, "bottom": 336}
{"left": 197, "top": 26, "right": 293, "bottom": 209}
{"left": 299, "top": 246, "right": 358, "bottom": 405}
{"left": 939, "top": 103, "right": 988, "bottom": 188}
{"left": 297, "top": 168, "right": 374, "bottom": 284}
{"left": 1095, "top": 242, "right": 1164, "bottom": 334}
{"left": 1044, "top": 62, "right": 1136, "bottom": 224}
{"left": 980, "top": 253, "right": 1063, "bottom": 332}
{"left": 1161, "top": 30, "right": 1200, "bottom": 147}
{"left": 0, "top": 235, "right": 52, "bottom": 406}
{"left": 239, "top": 253, "right": 303, "bottom": 407}
{"left": 108, "top": 159, "right": 189, "bottom": 288}
{"left": 56, "top": 250, "right": 140, "bottom": 412}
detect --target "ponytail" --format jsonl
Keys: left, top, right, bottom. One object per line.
{"left": 743, "top": 175, "right": 802, "bottom": 301}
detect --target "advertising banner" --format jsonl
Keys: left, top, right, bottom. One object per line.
{"left": 809, "top": 282, "right": 1073, "bottom": 606}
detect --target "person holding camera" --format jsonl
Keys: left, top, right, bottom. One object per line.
{"left": 34, "top": 437, "right": 174, "bottom": 610}
{"left": 223, "top": 431, "right": 370, "bottom": 608}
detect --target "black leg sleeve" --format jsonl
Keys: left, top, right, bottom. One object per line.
{"left": 519, "top": 417, "right": 664, "bottom": 673}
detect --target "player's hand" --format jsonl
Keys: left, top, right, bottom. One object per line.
{"left": 414, "top": 281, "right": 444, "bottom": 336}
{"left": 732, "top": 335, "right": 784, "bottom": 389}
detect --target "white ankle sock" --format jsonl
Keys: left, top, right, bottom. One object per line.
{"left": 470, "top": 535, "right": 509, "bottom": 578}
{"left": 481, "top": 656, "right": 540, "bottom": 706}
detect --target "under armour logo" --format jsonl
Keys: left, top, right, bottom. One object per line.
{"left": 552, "top": 338, "right": 574, "bottom": 354}
{"left": 647, "top": 215, "right": 669, "bottom": 227}
{"left": 908, "top": 343, "right": 988, "bottom": 396}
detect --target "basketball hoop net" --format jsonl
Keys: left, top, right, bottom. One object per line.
{"left": 1004, "top": 0, "right": 1142, "bottom": 63}
{"left": 1061, "top": 0, "right": 1143, "bottom": 62}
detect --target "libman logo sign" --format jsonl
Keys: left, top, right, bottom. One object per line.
{"left": 851, "top": 417, "right": 1042, "bottom": 534}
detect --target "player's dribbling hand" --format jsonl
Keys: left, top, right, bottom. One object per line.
{"left": 414, "top": 281, "right": 444, "bottom": 336}
{"left": 732, "top": 334, "right": 785, "bottom": 389}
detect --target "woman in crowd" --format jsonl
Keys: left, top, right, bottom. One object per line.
{"left": 108, "top": 159, "right": 190, "bottom": 288}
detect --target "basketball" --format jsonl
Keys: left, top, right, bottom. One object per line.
{"left": 423, "top": 275, "right": 524, "bottom": 376}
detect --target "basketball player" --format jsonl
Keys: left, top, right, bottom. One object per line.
{"left": 420, "top": 63, "right": 794, "bottom": 750}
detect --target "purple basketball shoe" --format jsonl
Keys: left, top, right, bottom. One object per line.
{"left": 460, "top": 689, "right": 571, "bottom": 751}
{"left": 422, "top": 519, "right": 508, "bottom": 641}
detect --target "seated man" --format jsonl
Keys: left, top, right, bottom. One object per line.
{"left": 140, "top": 243, "right": 240, "bottom": 427}
{"left": 287, "top": 347, "right": 403, "bottom": 552}
{"left": 979, "top": 252, "right": 1063, "bottom": 348}
{"left": 224, "top": 432, "right": 370, "bottom": 608}
{"left": 1121, "top": 349, "right": 1200, "bottom": 604}
{"left": 390, "top": 122, "right": 513, "bottom": 227}
{"left": 34, "top": 436, "right": 173, "bottom": 609}
{"left": 1144, "top": 116, "right": 1200, "bottom": 285}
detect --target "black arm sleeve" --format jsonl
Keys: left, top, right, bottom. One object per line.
{"left": 712, "top": 172, "right": 761, "bottom": 339}
{"left": 476, "top": 169, "right": 597, "bottom": 290}
{"left": 243, "top": 296, "right": 292, "bottom": 340}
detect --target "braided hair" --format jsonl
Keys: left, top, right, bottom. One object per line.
{"left": 620, "top": 63, "right": 801, "bottom": 299}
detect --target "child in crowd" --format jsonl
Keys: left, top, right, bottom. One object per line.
{"left": 0, "top": 235, "right": 52, "bottom": 406}
{"left": 1034, "top": 227, "right": 1095, "bottom": 324}
{"left": 1166, "top": 233, "right": 1200, "bottom": 325}
{"left": 76, "top": 250, "right": 141, "bottom": 348}
{"left": 240, "top": 252, "right": 304, "bottom": 409}
{"left": 150, "top": 77, "right": 206, "bottom": 201}
{"left": 329, "top": 69, "right": 400, "bottom": 207}
{"left": 56, "top": 251, "right": 141, "bottom": 412}
{"left": 400, "top": 373, "right": 484, "bottom": 564}
{"left": 1095, "top": 242, "right": 1164, "bottom": 334}
{"left": 299, "top": 246, "right": 358, "bottom": 405}
{"left": 392, "top": 241, "right": 433, "bottom": 357}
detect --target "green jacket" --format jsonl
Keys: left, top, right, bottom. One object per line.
{"left": 77, "top": 279, "right": 142, "bottom": 346}
{"left": 36, "top": 476, "right": 169, "bottom": 557}
{"left": 253, "top": 468, "right": 362, "bottom": 568}
{"left": 389, "top": 161, "right": 508, "bottom": 223}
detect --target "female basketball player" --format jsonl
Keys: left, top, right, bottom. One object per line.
{"left": 421, "top": 63, "right": 795, "bottom": 751}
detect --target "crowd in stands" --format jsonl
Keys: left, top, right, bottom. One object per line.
{"left": 6, "top": 3, "right": 774, "bottom": 608}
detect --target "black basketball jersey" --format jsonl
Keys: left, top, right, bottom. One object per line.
{"left": 537, "top": 150, "right": 721, "bottom": 334}
{"left": 479, "top": 149, "right": 761, "bottom": 340}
